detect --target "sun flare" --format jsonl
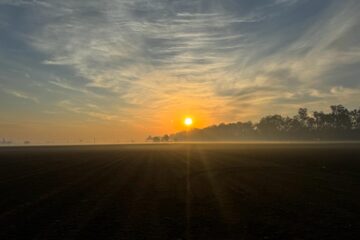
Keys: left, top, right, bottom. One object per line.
{"left": 184, "top": 117, "right": 193, "bottom": 126}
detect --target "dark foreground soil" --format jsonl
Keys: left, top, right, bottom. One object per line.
{"left": 0, "top": 143, "right": 359, "bottom": 240}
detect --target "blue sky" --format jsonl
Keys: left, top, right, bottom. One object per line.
{"left": 0, "top": 0, "right": 359, "bottom": 142}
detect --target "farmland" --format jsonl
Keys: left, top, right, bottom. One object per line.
{"left": 0, "top": 143, "right": 359, "bottom": 239}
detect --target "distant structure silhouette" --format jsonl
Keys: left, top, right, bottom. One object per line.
{"left": 0, "top": 138, "right": 12, "bottom": 145}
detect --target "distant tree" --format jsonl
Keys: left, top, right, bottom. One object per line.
{"left": 330, "top": 105, "right": 351, "bottom": 130}
{"left": 298, "top": 108, "right": 308, "bottom": 122}
{"left": 350, "top": 108, "right": 360, "bottom": 129}
{"left": 146, "top": 135, "right": 153, "bottom": 142}
{"left": 296, "top": 108, "right": 310, "bottom": 128}
{"left": 161, "top": 134, "right": 170, "bottom": 142}
{"left": 313, "top": 111, "right": 331, "bottom": 130}
{"left": 257, "top": 115, "right": 286, "bottom": 138}
{"left": 235, "top": 121, "right": 255, "bottom": 139}
{"left": 152, "top": 136, "right": 161, "bottom": 142}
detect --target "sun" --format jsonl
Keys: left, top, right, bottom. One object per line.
{"left": 184, "top": 117, "right": 193, "bottom": 126}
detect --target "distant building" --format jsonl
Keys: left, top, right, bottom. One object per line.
{"left": 1, "top": 138, "right": 12, "bottom": 145}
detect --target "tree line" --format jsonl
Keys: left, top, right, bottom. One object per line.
{"left": 147, "top": 105, "right": 360, "bottom": 142}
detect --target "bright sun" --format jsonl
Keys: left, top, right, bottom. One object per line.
{"left": 184, "top": 117, "right": 193, "bottom": 126}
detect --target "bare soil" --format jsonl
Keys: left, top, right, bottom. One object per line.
{"left": 0, "top": 143, "right": 359, "bottom": 239}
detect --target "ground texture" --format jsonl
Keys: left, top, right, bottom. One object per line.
{"left": 0, "top": 143, "right": 359, "bottom": 239}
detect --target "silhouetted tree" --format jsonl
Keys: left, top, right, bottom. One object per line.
{"left": 330, "top": 105, "right": 351, "bottom": 130}
{"left": 257, "top": 115, "right": 286, "bottom": 139}
{"left": 146, "top": 136, "right": 153, "bottom": 142}
{"left": 161, "top": 134, "right": 170, "bottom": 142}
{"left": 350, "top": 108, "right": 360, "bottom": 129}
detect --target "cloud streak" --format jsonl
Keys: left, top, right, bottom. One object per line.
{"left": 3, "top": 88, "right": 39, "bottom": 103}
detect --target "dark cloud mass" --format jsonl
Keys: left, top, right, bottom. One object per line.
{"left": 0, "top": 0, "right": 359, "bottom": 140}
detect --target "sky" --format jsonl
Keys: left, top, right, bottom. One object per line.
{"left": 0, "top": 0, "right": 359, "bottom": 143}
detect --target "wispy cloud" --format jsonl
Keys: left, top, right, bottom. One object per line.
{"left": 3, "top": 88, "right": 39, "bottom": 103}
{"left": 57, "top": 100, "right": 117, "bottom": 121}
